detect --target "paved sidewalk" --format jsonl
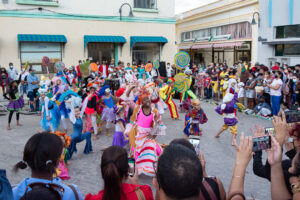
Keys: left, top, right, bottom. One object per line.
{"left": 0, "top": 100, "right": 272, "bottom": 199}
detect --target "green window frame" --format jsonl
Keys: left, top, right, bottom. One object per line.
{"left": 16, "top": 0, "right": 59, "bottom": 7}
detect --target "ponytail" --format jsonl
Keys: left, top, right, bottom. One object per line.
{"left": 14, "top": 160, "right": 28, "bottom": 172}
{"left": 102, "top": 162, "right": 122, "bottom": 200}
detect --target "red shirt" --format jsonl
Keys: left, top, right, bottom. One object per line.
{"left": 76, "top": 65, "right": 82, "bottom": 77}
{"left": 85, "top": 183, "right": 154, "bottom": 200}
{"left": 204, "top": 77, "right": 211, "bottom": 88}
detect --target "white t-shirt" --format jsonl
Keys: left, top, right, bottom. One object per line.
{"left": 270, "top": 79, "right": 283, "bottom": 96}
{"left": 102, "top": 65, "right": 107, "bottom": 78}
{"left": 166, "top": 66, "right": 172, "bottom": 77}
{"left": 238, "top": 88, "right": 244, "bottom": 98}
{"left": 19, "top": 71, "right": 29, "bottom": 81}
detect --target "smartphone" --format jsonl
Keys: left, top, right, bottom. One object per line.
{"left": 264, "top": 127, "right": 275, "bottom": 136}
{"left": 252, "top": 136, "right": 271, "bottom": 152}
{"left": 189, "top": 136, "right": 200, "bottom": 155}
{"left": 285, "top": 110, "right": 300, "bottom": 123}
{"left": 128, "top": 158, "right": 135, "bottom": 177}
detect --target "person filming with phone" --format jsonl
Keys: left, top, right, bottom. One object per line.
{"left": 85, "top": 146, "right": 154, "bottom": 200}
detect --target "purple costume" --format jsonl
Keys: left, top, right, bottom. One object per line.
{"left": 215, "top": 93, "right": 238, "bottom": 126}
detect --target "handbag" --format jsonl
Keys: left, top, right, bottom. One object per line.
{"left": 283, "top": 79, "right": 290, "bottom": 95}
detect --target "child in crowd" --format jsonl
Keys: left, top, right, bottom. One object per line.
{"left": 204, "top": 73, "right": 212, "bottom": 99}
{"left": 237, "top": 82, "right": 245, "bottom": 105}
{"left": 112, "top": 105, "right": 128, "bottom": 147}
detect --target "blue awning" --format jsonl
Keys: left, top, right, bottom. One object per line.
{"left": 130, "top": 36, "right": 168, "bottom": 48}
{"left": 18, "top": 34, "right": 67, "bottom": 43}
{"left": 84, "top": 35, "right": 127, "bottom": 47}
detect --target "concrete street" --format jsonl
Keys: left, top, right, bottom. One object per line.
{"left": 0, "top": 100, "right": 272, "bottom": 199}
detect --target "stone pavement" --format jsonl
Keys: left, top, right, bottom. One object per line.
{"left": 0, "top": 100, "right": 273, "bottom": 199}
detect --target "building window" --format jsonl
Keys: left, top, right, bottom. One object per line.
{"left": 20, "top": 42, "right": 62, "bottom": 73}
{"left": 87, "top": 43, "right": 115, "bottom": 64}
{"left": 275, "top": 44, "right": 300, "bottom": 56}
{"left": 134, "top": 0, "right": 157, "bottom": 9}
{"left": 181, "top": 22, "right": 252, "bottom": 42}
{"left": 132, "top": 43, "right": 160, "bottom": 65}
{"left": 276, "top": 25, "right": 300, "bottom": 39}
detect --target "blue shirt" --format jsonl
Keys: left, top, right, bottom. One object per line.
{"left": 27, "top": 74, "right": 39, "bottom": 92}
{"left": 13, "top": 177, "right": 83, "bottom": 200}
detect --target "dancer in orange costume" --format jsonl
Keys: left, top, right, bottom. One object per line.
{"left": 159, "top": 78, "right": 179, "bottom": 120}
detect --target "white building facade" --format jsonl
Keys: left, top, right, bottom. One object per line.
{"left": 257, "top": 0, "right": 300, "bottom": 66}
{"left": 0, "top": 0, "right": 176, "bottom": 73}
{"left": 176, "top": 0, "right": 259, "bottom": 67}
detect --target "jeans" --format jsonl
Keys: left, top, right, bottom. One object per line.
{"left": 205, "top": 88, "right": 212, "bottom": 99}
{"left": 0, "top": 169, "right": 13, "bottom": 200}
{"left": 28, "top": 91, "right": 39, "bottom": 111}
{"left": 271, "top": 95, "right": 281, "bottom": 115}
{"left": 20, "top": 84, "right": 28, "bottom": 96}
{"left": 77, "top": 76, "right": 81, "bottom": 86}
{"left": 67, "top": 132, "right": 92, "bottom": 159}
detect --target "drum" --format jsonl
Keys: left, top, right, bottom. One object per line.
{"left": 105, "top": 79, "right": 120, "bottom": 92}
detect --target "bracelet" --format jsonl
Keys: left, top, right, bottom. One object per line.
{"left": 232, "top": 175, "right": 244, "bottom": 179}
{"left": 291, "top": 183, "right": 300, "bottom": 194}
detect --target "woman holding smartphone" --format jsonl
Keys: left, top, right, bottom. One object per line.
{"left": 85, "top": 146, "right": 154, "bottom": 200}
{"left": 268, "top": 71, "right": 283, "bottom": 116}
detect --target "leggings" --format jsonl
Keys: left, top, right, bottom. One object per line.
{"left": 91, "top": 115, "right": 98, "bottom": 135}
{"left": 8, "top": 111, "right": 19, "bottom": 124}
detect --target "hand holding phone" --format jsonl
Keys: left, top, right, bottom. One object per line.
{"left": 189, "top": 136, "right": 200, "bottom": 155}
{"left": 252, "top": 136, "right": 271, "bottom": 152}
{"left": 128, "top": 158, "right": 135, "bottom": 177}
{"left": 285, "top": 110, "right": 300, "bottom": 123}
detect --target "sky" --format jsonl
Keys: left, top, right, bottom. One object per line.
{"left": 175, "top": 0, "right": 219, "bottom": 14}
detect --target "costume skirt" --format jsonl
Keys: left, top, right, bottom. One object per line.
{"left": 101, "top": 107, "right": 115, "bottom": 122}
{"left": 112, "top": 131, "right": 128, "bottom": 147}
{"left": 7, "top": 97, "right": 24, "bottom": 111}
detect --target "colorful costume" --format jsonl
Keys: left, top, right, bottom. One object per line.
{"left": 125, "top": 105, "right": 166, "bottom": 176}
{"left": 159, "top": 78, "right": 179, "bottom": 119}
{"left": 215, "top": 92, "right": 238, "bottom": 135}
{"left": 5, "top": 86, "right": 24, "bottom": 112}
{"left": 101, "top": 95, "right": 115, "bottom": 122}
{"left": 40, "top": 96, "right": 60, "bottom": 132}
{"left": 82, "top": 91, "right": 98, "bottom": 135}
{"left": 112, "top": 115, "right": 128, "bottom": 147}
{"left": 184, "top": 105, "right": 208, "bottom": 136}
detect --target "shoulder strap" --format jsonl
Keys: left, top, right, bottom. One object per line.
{"left": 135, "top": 187, "right": 146, "bottom": 200}
{"left": 68, "top": 185, "right": 79, "bottom": 200}
{"left": 201, "top": 179, "right": 218, "bottom": 200}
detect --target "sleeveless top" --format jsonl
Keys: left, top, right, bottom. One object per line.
{"left": 137, "top": 109, "right": 153, "bottom": 128}
{"left": 199, "top": 177, "right": 220, "bottom": 200}
{"left": 104, "top": 96, "right": 114, "bottom": 108}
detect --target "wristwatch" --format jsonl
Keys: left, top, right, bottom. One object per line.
{"left": 291, "top": 183, "right": 300, "bottom": 194}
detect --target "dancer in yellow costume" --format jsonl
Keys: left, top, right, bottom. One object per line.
{"left": 159, "top": 78, "right": 179, "bottom": 119}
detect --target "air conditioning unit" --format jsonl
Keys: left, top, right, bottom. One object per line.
{"left": 268, "top": 57, "right": 277, "bottom": 67}
{"left": 280, "top": 58, "right": 290, "bottom": 66}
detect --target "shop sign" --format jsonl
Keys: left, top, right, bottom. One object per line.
{"left": 211, "top": 34, "right": 231, "bottom": 41}
{"left": 196, "top": 36, "right": 212, "bottom": 42}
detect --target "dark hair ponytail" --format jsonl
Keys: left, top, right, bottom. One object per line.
{"left": 101, "top": 146, "right": 129, "bottom": 200}
{"left": 14, "top": 132, "right": 63, "bottom": 176}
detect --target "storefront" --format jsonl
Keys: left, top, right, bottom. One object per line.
{"left": 176, "top": 0, "right": 258, "bottom": 66}
{"left": 18, "top": 34, "right": 67, "bottom": 73}
{"left": 130, "top": 36, "right": 168, "bottom": 65}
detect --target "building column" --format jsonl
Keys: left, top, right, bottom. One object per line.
{"left": 115, "top": 43, "right": 118, "bottom": 66}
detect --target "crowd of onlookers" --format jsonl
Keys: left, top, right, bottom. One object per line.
{"left": 191, "top": 61, "right": 300, "bottom": 116}
{"left": 0, "top": 113, "right": 299, "bottom": 200}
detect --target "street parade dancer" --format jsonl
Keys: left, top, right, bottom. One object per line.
{"left": 183, "top": 99, "right": 208, "bottom": 139}
{"left": 4, "top": 80, "right": 24, "bottom": 130}
{"left": 125, "top": 89, "right": 166, "bottom": 176}
{"left": 215, "top": 88, "right": 239, "bottom": 146}
{"left": 159, "top": 78, "right": 179, "bottom": 120}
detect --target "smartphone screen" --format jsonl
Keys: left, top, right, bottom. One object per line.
{"left": 128, "top": 158, "right": 135, "bottom": 177}
{"left": 252, "top": 136, "right": 271, "bottom": 152}
{"left": 189, "top": 136, "right": 200, "bottom": 155}
{"left": 285, "top": 111, "right": 300, "bottom": 123}
{"left": 264, "top": 127, "right": 275, "bottom": 136}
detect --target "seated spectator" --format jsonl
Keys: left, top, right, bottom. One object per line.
{"left": 153, "top": 144, "right": 203, "bottom": 200}
{"left": 13, "top": 132, "right": 83, "bottom": 200}
{"left": 170, "top": 138, "right": 226, "bottom": 200}
{"left": 85, "top": 145, "right": 153, "bottom": 200}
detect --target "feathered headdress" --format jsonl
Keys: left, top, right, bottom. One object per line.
{"left": 51, "top": 131, "right": 71, "bottom": 148}
{"left": 136, "top": 87, "right": 151, "bottom": 105}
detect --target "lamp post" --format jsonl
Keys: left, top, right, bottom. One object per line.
{"left": 251, "top": 12, "right": 260, "bottom": 27}
{"left": 119, "top": 3, "right": 134, "bottom": 21}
